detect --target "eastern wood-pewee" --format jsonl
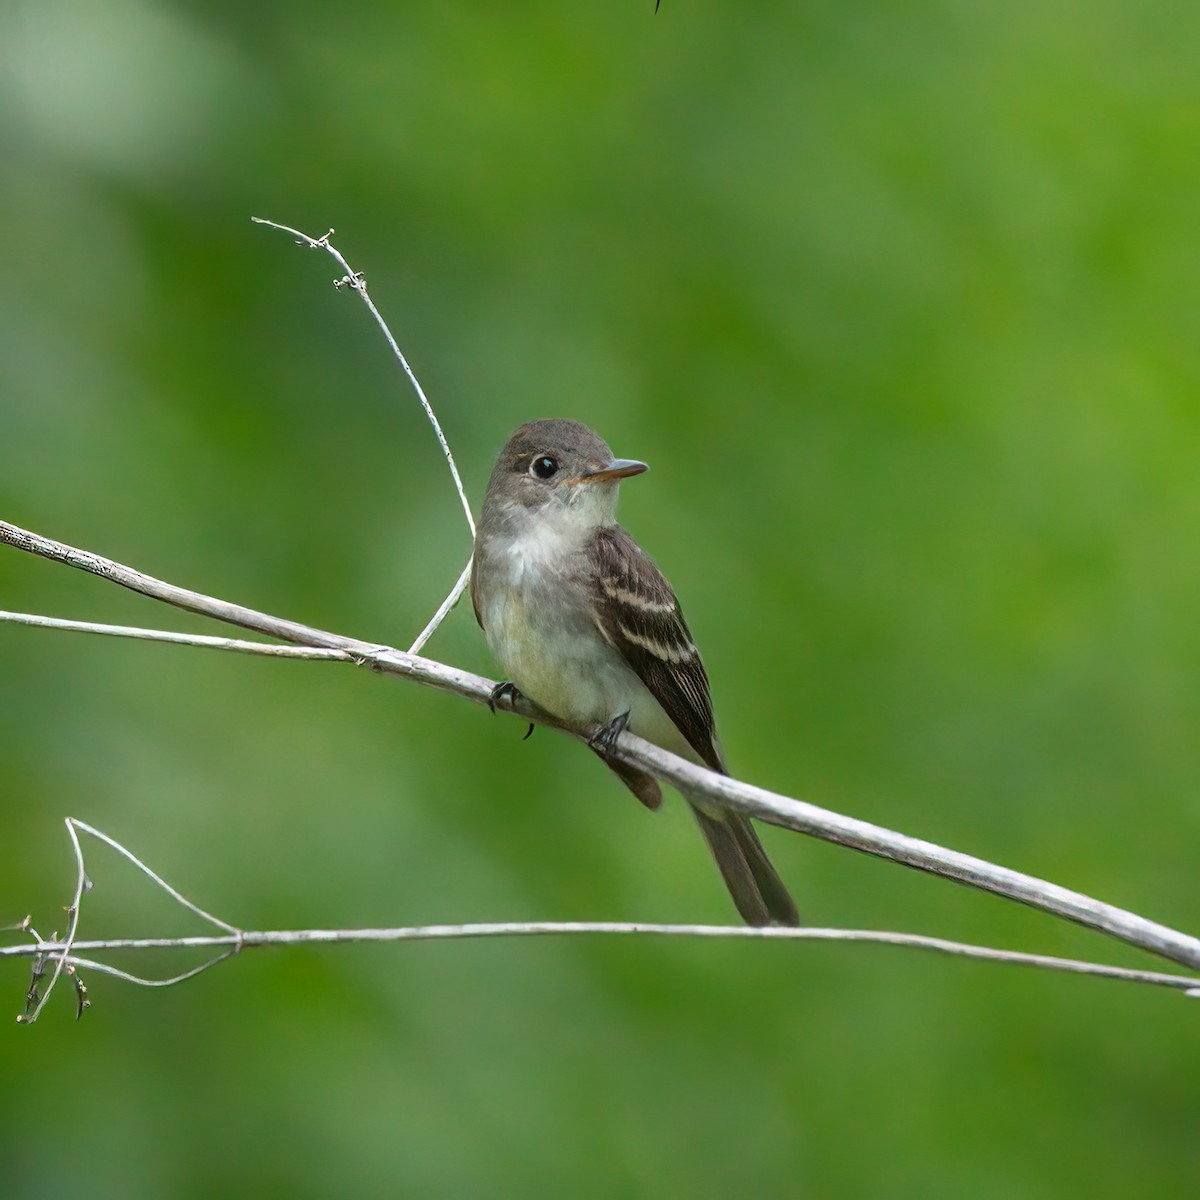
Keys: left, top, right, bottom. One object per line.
{"left": 471, "top": 418, "right": 798, "bottom": 926}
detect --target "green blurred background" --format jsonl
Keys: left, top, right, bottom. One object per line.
{"left": 3, "top": 1, "right": 1199, "bottom": 1195}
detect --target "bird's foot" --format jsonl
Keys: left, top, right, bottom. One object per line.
{"left": 589, "top": 710, "right": 631, "bottom": 758}
{"left": 488, "top": 681, "right": 522, "bottom": 714}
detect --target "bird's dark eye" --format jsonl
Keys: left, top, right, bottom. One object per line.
{"left": 530, "top": 455, "right": 559, "bottom": 480}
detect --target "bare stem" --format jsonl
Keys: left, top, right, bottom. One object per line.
{"left": 5, "top": 924, "right": 1199, "bottom": 995}
{"left": 250, "top": 217, "right": 475, "bottom": 539}
{"left": 14, "top": 818, "right": 242, "bottom": 1022}
{"left": 2, "top": 928, "right": 1195, "bottom": 994}
{"left": 17, "top": 822, "right": 87, "bottom": 1022}
{"left": 408, "top": 554, "right": 473, "bottom": 654}
{"left": 68, "top": 819, "right": 239, "bottom": 935}
{"left": 4, "top": 822, "right": 1198, "bottom": 1007}
{"left": 0, "top": 612, "right": 354, "bottom": 660}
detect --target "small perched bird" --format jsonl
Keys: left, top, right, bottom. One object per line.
{"left": 471, "top": 419, "right": 798, "bottom": 926}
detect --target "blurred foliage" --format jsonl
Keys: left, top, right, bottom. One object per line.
{"left": 2, "top": 1, "right": 1200, "bottom": 1196}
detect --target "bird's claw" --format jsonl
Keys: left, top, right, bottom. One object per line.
{"left": 588, "top": 710, "right": 631, "bottom": 758}
{"left": 488, "top": 682, "right": 536, "bottom": 741}
{"left": 488, "top": 681, "right": 522, "bottom": 715}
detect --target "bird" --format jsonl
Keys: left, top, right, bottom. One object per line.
{"left": 471, "top": 418, "right": 798, "bottom": 926}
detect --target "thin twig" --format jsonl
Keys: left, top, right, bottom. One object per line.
{"left": 4, "top": 517, "right": 1200, "bottom": 974}
{"left": 0, "top": 521, "right": 374, "bottom": 652}
{"left": 68, "top": 820, "right": 240, "bottom": 935}
{"left": 251, "top": 218, "right": 471, "bottom": 651}
{"left": 61, "top": 951, "right": 241, "bottom": 990}
{"left": 13, "top": 818, "right": 243, "bottom": 1022}
{"left": 0, "top": 611, "right": 354, "bottom": 659}
{"left": 4, "top": 928, "right": 1197, "bottom": 995}
{"left": 17, "top": 820, "right": 88, "bottom": 1022}
{"left": 4, "top": 821, "right": 1197, "bottom": 999}
{"left": 408, "top": 554, "right": 473, "bottom": 654}
{"left": 250, "top": 217, "right": 475, "bottom": 539}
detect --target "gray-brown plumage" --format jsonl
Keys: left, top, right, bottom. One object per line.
{"left": 472, "top": 418, "right": 798, "bottom": 926}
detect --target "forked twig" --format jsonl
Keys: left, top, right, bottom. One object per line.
{"left": 251, "top": 218, "right": 474, "bottom": 648}
{"left": 13, "top": 819, "right": 243, "bottom": 1021}
{"left": 249, "top": 220, "right": 474, "bottom": 536}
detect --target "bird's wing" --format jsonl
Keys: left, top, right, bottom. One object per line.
{"left": 585, "top": 525, "right": 724, "bottom": 772}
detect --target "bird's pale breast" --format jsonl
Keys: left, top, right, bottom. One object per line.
{"left": 479, "top": 521, "right": 696, "bottom": 761}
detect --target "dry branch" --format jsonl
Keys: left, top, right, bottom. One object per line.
{"left": 4, "top": 516, "right": 1200, "bottom": 980}
{"left": 3, "top": 820, "right": 1198, "bottom": 1022}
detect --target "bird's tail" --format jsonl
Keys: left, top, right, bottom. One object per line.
{"left": 690, "top": 805, "right": 799, "bottom": 927}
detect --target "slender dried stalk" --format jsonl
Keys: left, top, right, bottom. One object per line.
{"left": 251, "top": 218, "right": 475, "bottom": 539}
{"left": 250, "top": 218, "right": 473, "bottom": 652}
{"left": 4, "top": 820, "right": 1198, "bottom": 1022}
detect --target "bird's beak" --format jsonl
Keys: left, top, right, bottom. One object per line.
{"left": 572, "top": 457, "right": 649, "bottom": 485}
